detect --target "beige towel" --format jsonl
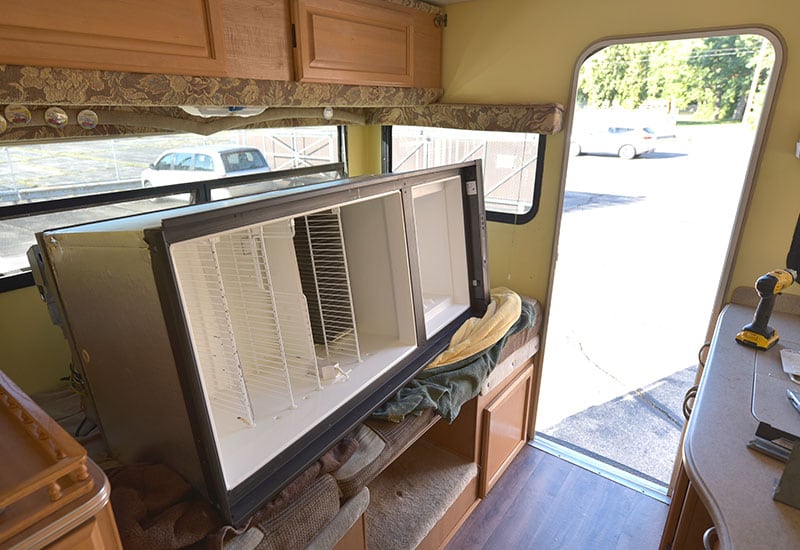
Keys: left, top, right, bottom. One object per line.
{"left": 425, "top": 287, "right": 522, "bottom": 369}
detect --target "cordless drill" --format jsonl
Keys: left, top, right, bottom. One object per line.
{"left": 736, "top": 269, "right": 797, "bottom": 350}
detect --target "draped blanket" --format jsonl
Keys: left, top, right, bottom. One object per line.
{"left": 372, "top": 288, "right": 536, "bottom": 423}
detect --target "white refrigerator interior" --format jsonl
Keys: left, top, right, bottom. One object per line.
{"left": 169, "top": 192, "right": 417, "bottom": 488}
{"left": 412, "top": 176, "right": 471, "bottom": 337}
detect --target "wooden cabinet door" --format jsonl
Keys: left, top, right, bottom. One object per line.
{"left": 0, "top": 0, "right": 227, "bottom": 76}
{"left": 291, "top": 0, "right": 441, "bottom": 87}
{"left": 221, "top": 0, "right": 293, "bottom": 80}
{"left": 480, "top": 367, "right": 533, "bottom": 496}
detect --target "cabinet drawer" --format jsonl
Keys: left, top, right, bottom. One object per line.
{"left": 291, "top": 0, "right": 441, "bottom": 87}
{"left": 479, "top": 367, "right": 533, "bottom": 496}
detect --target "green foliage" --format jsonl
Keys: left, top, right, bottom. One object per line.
{"left": 577, "top": 35, "right": 774, "bottom": 122}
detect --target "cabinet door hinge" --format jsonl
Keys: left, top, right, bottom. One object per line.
{"left": 434, "top": 13, "right": 447, "bottom": 28}
{"left": 291, "top": 24, "right": 297, "bottom": 48}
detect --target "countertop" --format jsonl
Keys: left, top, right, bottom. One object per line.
{"left": 684, "top": 303, "right": 800, "bottom": 549}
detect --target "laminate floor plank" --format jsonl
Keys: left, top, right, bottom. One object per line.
{"left": 448, "top": 446, "right": 547, "bottom": 549}
{"left": 446, "top": 445, "right": 668, "bottom": 550}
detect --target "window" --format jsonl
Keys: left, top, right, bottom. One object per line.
{"left": 221, "top": 150, "right": 268, "bottom": 172}
{"left": 386, "top": 126, "right": 546, "bottom": 223}
{"left": 0, "top": 126, "right": 344, "bottom": 291}
{"left": 155, "top": 153, "right": 174, "bottom": 170}
{"left": 195, "top": 154, "right": 214, "bottom": 171}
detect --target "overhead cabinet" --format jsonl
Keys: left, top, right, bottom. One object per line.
{"left": 291, "top": 0, "right": 442, "bottom": 87}
{"left": 35, "top": 162, "right": 488, "bottom": 524}
{"left": 0, "top": 0, "right": 441, "bottom": 85}
{"left": 0, "top": 0, "right": 231, "bottom": 77}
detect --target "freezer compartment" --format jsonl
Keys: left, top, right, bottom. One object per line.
{"left": 169, "top": 192, "right": 416, "bottom": 489}
{"left": 411, "top": 176, "right": 471, "bottom": 338}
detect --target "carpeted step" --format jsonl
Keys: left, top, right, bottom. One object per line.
{"left": 366, "top": 439, "right": 478, "bottom": 549}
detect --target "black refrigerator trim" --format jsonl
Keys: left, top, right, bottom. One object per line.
{"left": 146, "top": 162, "right": 489, "bottom": 524}
{"left": 158, "top": 163, "right": 480, "bottom": 244}
{"left": 146, "top": 230, "right": 229, "bottom": 514}
{"left": 460, "top": 160, "right": 491, "bottom": 310}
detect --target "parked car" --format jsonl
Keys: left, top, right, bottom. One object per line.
{"left": 141, "top": 145, "right": 271, "bottom": 187}
{"left": 570, "top": 126, "right": 664, "bottom": 159}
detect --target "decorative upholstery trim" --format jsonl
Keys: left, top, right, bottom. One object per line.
{"left": 0, "top": 106, "right": 362, "bottom": 142}
{"left": 383, "top": 0, "right": 445, "bottom": 15}
{"left": 367, "top": 103, "right": 565, "bottom": 135}
{"left": 0, "top": 65, "right": 442, "bottom": 108}
{"left": 0, "top": 66, "right": 564, "bottom": 140}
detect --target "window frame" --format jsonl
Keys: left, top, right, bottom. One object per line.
{"left": 1, "top": 126, "right": 347, "bottom": 293}
{"left": 1, "top": 162, "right": 346, "bottom": 291}
{"left": 381, "top": 125, "right": 546, "bottom": 224}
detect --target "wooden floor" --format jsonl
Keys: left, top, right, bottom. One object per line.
{"left": 446, "top": 445, "right": 669, "bottom": 550}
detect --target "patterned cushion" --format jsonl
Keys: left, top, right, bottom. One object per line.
{"left": 334, "top": 408, "right": 439, "bottom": 498}
{"left": 254, "top": 474, "right": 340, "bottom": 550}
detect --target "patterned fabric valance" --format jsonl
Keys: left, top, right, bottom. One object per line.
{"left": 0, "top": 65, "right": 443, "bottom": 108}
{"left": 367, "top": 103, "right": 564, "bottom": 135}
{"left": 0, "top": 65, "right": 564, "bottom": 142}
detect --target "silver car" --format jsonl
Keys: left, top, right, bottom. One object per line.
{"left": 141, "top": 145, "right": 271, "bottom": 188}
{"left": 570, "top": 126, "right": 662, "bottom": 159}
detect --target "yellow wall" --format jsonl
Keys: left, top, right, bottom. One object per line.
{"left": 0, "top": 286, "right": 70, "bottom": 393}
{"left": 346, "top": 125, "right": 383, "bottom": 177}
{"left": 443, "top": 0, "right": 800, "bottom": 304}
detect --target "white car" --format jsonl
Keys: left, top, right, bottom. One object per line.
{"left": 141, "top": 145, "right": 271, "bottom": 187}
{"left": 570, "top": 126, "right": 663, "bottom": 159}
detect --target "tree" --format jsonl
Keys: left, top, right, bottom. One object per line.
{"left": 576, "top": 35, "right": 773, "bottom": 122}
{"left": 683, "top": 35, "right": 766, "bottom": 120}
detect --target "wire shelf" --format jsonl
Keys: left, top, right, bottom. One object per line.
{"left": 294, "top": 209, "right": 361, "bottom": 364}
{"left": 171, "top": 218, "right": 326, "bottom": 430}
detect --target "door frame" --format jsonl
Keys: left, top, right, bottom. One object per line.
{"left": 530, "top": 26, "right": 786, "bottom": 496}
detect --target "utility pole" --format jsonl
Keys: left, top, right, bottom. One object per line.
{"left": 743, "top": 38, "right": 770, "bottom": 124}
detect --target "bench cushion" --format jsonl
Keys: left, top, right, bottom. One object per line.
{"left": 334, "top": 408, "right": 438, "bottom": 498}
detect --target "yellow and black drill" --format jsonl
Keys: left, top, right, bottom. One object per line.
{"left": 736, "top": 268, "right": 797, "bottom": 350}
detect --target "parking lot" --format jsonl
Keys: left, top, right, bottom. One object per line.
{"left": 537, "top": 123, "right": 757, "bottom": 485}
{"left": 0, "top": 128, "right": 340, "bottom": 275}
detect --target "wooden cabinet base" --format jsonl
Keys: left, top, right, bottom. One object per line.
{"left": 417, "top": 475, "right": 480, "bottom": 550}
{"left": 332, "top": 513, "right": 366, "bottom": 550}
{"left": 425, "top": 360, "right": 537, "bottom": 498}
{"left": 661, "top": 474, "right": 713, "bottom": 550}
{"left": 480, "top": 367, "right": 534, "bottom": 496}
{"left": 45, "top": 505, "right": 122, "bottom": 550}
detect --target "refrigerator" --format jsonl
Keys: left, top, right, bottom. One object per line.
{"left": 33, "top": 161, "right": 489, "bottom": 524}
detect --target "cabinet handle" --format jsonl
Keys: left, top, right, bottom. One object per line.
{"left": 702, "top": 526, "right": 718, "bottom": 550}
{"left": 698, "top": 342, "right": 710, "bottom": 367}
{"left": 683, "top": 385, "right": 698, "bottom": 420}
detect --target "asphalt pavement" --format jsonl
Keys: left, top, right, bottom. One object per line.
{"left": 535, "top": 123, "right": 756, "bottom": 488}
